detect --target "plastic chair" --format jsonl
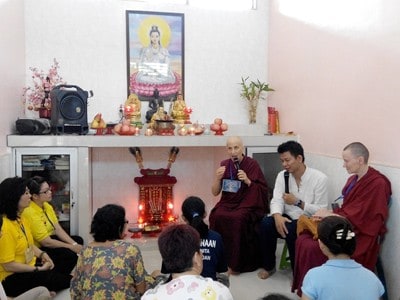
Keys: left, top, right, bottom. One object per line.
{"left": 279, "top": 242, "right": 291, "bottom": 270}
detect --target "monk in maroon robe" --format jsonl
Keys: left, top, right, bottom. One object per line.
{"left": 292, "top": 142, "right": 391, "bottom": 296}
{"left": 209, "top": 136, "right": 268, "bottom": 273}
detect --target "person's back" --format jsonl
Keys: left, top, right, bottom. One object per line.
{"left": 181, "top": 196, "right": 228, "bottom": 281}
{"left": 142, "top": 224, "right": 233, "bottom": 300}
{"left": 71, "top": 204, "right": 154, "bottom": 299}
{"left": 301, "top": 216, "right": 384, "bottom": 300}
{"left": 302, "top": 260, "right": 383, "bottom": 300}
{"left": 72, "top": 239, "right": 146, "bottom": 299}
{"left": 201, "top": 229, "right": 227, "bottom": 280}
{"left": 144, "top": 275, "right": 230, "bottom": 299}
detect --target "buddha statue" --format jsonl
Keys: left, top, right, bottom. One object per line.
{"left": 149, "top": 107, "right": 168, "bottom": 128}
{"left": 170, "top": 93, "right": 191, "bottom": 124}
{"left": 124, "top": 93, "right": 142, "bottom": 126}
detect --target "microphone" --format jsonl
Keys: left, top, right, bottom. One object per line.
{"left": 233, "top": 158, "right": 240, "bottom": 170}
{"left": 284, "top": 171, "right": 289, "bottom": 193}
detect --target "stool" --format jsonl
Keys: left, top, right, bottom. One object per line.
{"left": 279, "top": 242, "right": 291, "bottom": 270}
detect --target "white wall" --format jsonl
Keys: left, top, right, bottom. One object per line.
{"left": 23, "top": 0, "right": 271, "bottom": 127}
{"left": 268, "top": 1, "right": 400, "bottom": 298}
{"left": 268, "top": 0, "right": 400, "bottom": 167}
{"left": 0, "top": 0, "right": 25, "bottom": 179}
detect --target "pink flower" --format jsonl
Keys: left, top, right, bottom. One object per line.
{"left": 23, "top": 58, "right": 66, "bottom": 110}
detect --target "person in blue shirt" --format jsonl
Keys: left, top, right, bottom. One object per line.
{"left": 161, "top": 196, "right": 229, "bottom": 286}
{"left": 301, "top": 215, "right": 384, "bottom": 300}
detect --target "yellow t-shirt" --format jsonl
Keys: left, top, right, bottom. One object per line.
{"left": 0, "top": 216, "right": 36, "bottom": 281}
{"left": 21, "top": 201, "right": 58, "bottom": 247}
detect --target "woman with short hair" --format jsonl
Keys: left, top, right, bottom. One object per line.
{"left": 142, "top": 224, "right": 233, "bottom": 299}
{"left": 70, "top": 204, "right": 156, "bottom": 299}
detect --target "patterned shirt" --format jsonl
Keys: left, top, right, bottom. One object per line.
{"left": 142, "top": 275, "right": 233, "bottom": 300}
{"left": 70, "top": 240, "right": 153, "bottom": 300}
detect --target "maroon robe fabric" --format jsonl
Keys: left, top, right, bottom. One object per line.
{"left": 292, "top": 167, "right": 391, "bottom": 296}
{"left": 209, "top": 156, "right": 268, "bottom": 272}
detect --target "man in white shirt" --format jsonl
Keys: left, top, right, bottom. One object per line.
{"left": 258, "top": 141, "right": 328, "bottom": 279}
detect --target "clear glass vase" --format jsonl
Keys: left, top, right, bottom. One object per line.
{"left": 248, "top": 99, "right": 258, "bottom": 124}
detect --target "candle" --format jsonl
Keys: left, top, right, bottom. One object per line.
{"left": 145, "top": 128, "right": 153, "bottom": 136}
{"left": 188, "top": 126, "right": 196, "bottom": 136}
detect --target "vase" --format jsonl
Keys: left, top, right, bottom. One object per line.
{"left": 248, "top": 98, "right": 258, "bottom": 124}
{"left": 39, "top": 107, "right": 51, "bottom": 119}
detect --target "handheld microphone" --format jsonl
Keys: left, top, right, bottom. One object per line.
{"left": 284, "top": 171, "right": 289, "bottom": 193}
{"left": 233, "top": 158, "right": 240, "bottom": 170}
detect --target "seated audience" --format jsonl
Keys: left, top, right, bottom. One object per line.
{"left": 258, "top": 141, "right": 328, "bottom": 279}
{"left": 0, "top": 177, "right": 72, "bottom": 297}
{"left": 292, "top": 142, "right": 391, "bottom": 296}
{"left": 142, "top": 224, "right": 233, "bottom": 299}
{"left": 0, "top": 212, "right": 53, "bottom": 300}
{"left": 301, "top": 216, "right": 385, "bottom": 300}
{"left": 160, "top": 196, "right": 228, "bottom": 285}
{"left": 209, "top": 136, "right": 268, "bottom": 274}
{"left": 70, "top": 204, "right": 156, "bottom": 299}
{"left": 22, "top": 176, "right": 83, "bottom": 275}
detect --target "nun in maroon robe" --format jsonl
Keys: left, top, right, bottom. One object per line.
{"left": 209, "top": 155, "right": 268, "bottom": 273}
{"left": 292, "top": 166, "right": 391, "bottom": 296}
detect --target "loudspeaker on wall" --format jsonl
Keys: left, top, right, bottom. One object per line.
{"left": 50, "top": 85, "right": 92, "bottom": 135}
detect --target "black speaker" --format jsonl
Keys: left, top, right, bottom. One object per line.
{"left": 15, "top": 118, "right": 51, "bottom": 135}
{"left": 50, "top": 85, "right": 90, "bottom": 135}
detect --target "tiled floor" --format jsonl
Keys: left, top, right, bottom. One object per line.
{"left": 54, "top": 236, "right": 299, "bottom": 299}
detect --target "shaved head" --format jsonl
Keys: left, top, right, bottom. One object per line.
{"left": 226, "top": 136, "right": 243, "bottom": 147}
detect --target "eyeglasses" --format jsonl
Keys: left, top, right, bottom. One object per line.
{"left": 39, "top": 189, "right": 52, "bottom": 194}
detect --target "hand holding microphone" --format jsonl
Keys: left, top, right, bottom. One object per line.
{"left": 234, "top": 157, "right": 251, "bottom": 186}
{"left": 284, "top": 171, "right": 289, "bottom": 193}
{"left": 233, "top": 157, "right": 240, "bottom": 170}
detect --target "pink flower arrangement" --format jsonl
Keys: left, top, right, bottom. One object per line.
{"left": 23, "top": 58, "right": 66, "bottom": 111}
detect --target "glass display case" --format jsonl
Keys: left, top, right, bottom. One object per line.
{"left": 13, "top": 148, "right": 78, "bottom": 234}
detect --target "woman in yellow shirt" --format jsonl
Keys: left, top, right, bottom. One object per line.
{"left": 0, "top": 177, "right": 71, "bottom": 297}
{"left": 23, "top": 176, "right": 83, "bottom": 275}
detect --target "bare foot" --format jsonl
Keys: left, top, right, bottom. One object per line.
{"left": 227, "top": 267, "right": 240, "bottom": 276}
{"left": 257, "top": 267, "right": 276, "bottom": 280}
{"left": 151, "top": 269, "right": 162, "bottom": 277}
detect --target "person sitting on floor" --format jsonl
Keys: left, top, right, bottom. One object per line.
{"left": 70, "top": 204, "right": 157, "bottom": 299}
{"left": 258, "top": 141, "right": 328, "bottom": 279}
{"left": 292, "top": 142, "right": 391, "bottom": 296}
{"left": 301, "top": 215, "right": 385, "bottom": 300}
{"left": 0, "top": 211, "right": 54, "bottom": 300}
{"left": 141, "top": 224, "right": 233, "bottom": 300}
{"left": 0, "top": 177, "right": 72, "bottom": 297}
{"left": 22, "top": 176, "right": 83, "bottom": 275}
{"left": 159, "top": 196, "right": 229, "bottom": 286}
{"left": 209, "top": 136, "right": 269, "bottom": 274}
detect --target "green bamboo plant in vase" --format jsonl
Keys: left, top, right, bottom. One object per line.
{"left": 240, "top": 77, "right": 274, "bottom": 124}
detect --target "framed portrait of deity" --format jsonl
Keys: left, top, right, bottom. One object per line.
{"left": 126, "top": 10, "right": 185, "bottom": 102}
